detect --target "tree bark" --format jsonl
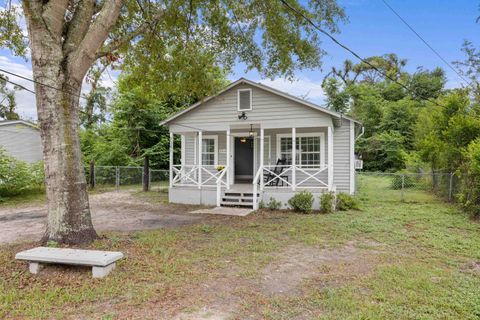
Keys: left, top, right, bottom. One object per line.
{"left": 22, "top": 0, "right": 122, "bottom": 244}
{"left": 38, "top": 73, "right": 98, "bottom": 244}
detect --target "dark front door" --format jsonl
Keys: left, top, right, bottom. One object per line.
{"left": 234, "top": 137, "right": 254, "bottom": 183}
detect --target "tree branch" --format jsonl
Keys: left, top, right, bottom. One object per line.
{"left": 68, "top": 0, "right": 123, "bottom": 83}
{"left": 95, "top": 10, "right": 164, "bottom": 59}
{"left": 42, "top": 0, "right": 69, "bottom": 39}
{"left": 63, "top": 0, "right": 96, "bottom": 56}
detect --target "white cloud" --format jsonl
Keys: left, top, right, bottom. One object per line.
{"left": 257, "top": 77, "right": 326, "bottom": 105}
{"left": 0, "top": 56, "right": 37, "bottom": 120}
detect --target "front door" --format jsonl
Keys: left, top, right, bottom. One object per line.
{"left": 234, "top": 137, "right": 254, "bottom": 183}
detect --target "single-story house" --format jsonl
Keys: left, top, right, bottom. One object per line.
{"left": 160, "top": 78, "right": 364, "bottom": 210}
{"left": 0, "top": 120, "right": 43, "bottom": 163}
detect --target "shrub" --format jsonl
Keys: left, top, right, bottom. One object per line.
{"left": 0, "top": 150, "right": 32, "bottom": 196}
{"left": 319, "top": 192, "right": 335, "bottom": 214}
{"left": 336, "top": 193, "right": 360, "bottom": 211}
{"left": 288, "top": 191, "right": 314, "bottom": 213}
{"left": 266, "top": 197, "right": 282, "bottom": 210}
{"left": 0, "top": 148, "right": 45, "bottom": 197}
{"left": 459, "top": 139, "right": 480, "bottom": 218}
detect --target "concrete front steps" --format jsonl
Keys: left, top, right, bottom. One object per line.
{"left": 220, "top": 191, "right": 259, "bottom": 209}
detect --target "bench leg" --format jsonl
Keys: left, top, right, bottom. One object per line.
{"left": 29, "top": 262, "right": 42, "bottom": 274}
{"left": 92, "top": 263, "right": 116, "bottom": 278}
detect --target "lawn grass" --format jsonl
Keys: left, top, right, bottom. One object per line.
{"left": 0, "top": 190, "right": 46, "bottom": 208}
{"left": 1, "top": 175, "right": 480, "bottom": 319}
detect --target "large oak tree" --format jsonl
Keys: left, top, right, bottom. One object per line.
{"left": 1, "top": 0, "right": 346, "bottom": 244}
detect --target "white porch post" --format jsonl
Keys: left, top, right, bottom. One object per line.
{"left": 226, "top": 128, "right": 231, "bottom": 189}
{"left": 292, "top": 127, "right": 296, "bottom": 191}
{"left": 198, "top": 131, "right": 202, "bottom": 189}
{"left": 169, "top": 131, "right": 173, "bottom": 188}
{"left": 328, "top": 126, "right": 334, "bottom": 191}
{"left": 260, "top": 127, "right": 264, "bottom": 191}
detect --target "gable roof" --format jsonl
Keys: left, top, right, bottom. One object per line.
{"left": 0, "top": 120, "right": 39, "bottom": 130}
{"left": 160, "top": 78, "right": 361, "bottom": 126}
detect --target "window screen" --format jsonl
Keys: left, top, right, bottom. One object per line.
{"left": 280, "top": 136, "right": 322, "bottom": 167}
{"left": 202, "top": 138, "right": 216, "bottom": 165}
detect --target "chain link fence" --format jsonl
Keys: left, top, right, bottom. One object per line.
{"left": 356, "top": 172, "right": 459, "bottom": 203}
{"left": 88, "top": 166, "right": 169, "bottom": 190}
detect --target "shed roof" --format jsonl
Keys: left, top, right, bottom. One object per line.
{"left": 0, "top": 120, "right": 39, "bottom": 130}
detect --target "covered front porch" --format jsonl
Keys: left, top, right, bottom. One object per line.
{"left": 168, "top": 124, "right": 335, "bottom": 209}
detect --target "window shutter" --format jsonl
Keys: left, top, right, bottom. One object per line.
{"left": 238, "top": 90, "right": 251, "bottom": 110}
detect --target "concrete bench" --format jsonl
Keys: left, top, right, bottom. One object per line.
{"left": 15, "top": 247, "right": 124, "bottom": 278}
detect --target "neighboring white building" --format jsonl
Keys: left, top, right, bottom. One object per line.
{"left": 161, "top": 78, "right": 364, "bottom": 210}
{"left": 0, "top": 120, "right": 43, "bottom": 163}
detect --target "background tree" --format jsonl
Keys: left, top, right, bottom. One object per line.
{"left": 0, "top": 75, "right": 21, "bottom": 120}
{"left": 1, "top": 0, "right": 347, "bottom": 244}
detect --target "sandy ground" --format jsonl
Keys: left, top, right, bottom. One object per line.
{"left": 0, "top": 190, "right": 207, "bottom": 244}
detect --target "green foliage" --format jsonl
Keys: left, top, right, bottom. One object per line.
{"left": 335, "top": 193, "right": 360, "bottom": 211}
{"left": 0, "top": 5, "right": 28, "bottom": 57}
{"left": 319, "top": 192, "right": 335, "bottom": 214}
{"left": 358, "top": 131, "right": 406, "bottom": 171}
{"left": 0, "top": 75, "right": 20, "bottom": 120}
{"left": 459, "top": 139, "right": 480, "bottom": 218}
{"left": 408, "top": 67, "right": 446, "bottom": 101}
{"left": 266, "top": 197, "right": 282, "bottom": 210}
{"left": 288, "top": 191, "right": 314, "bottom": 213}
{"left": 0, "top": 149, "right": 44, "bottom": 197}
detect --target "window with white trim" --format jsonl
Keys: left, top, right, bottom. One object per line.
{"left": 278, "top": 134, "right": 324, "bottom": 168}
{"left": 237, "top": 89, "right": 252, "bottom": 111}
{"left": 201, "top": 136, "right": 217, "bottom": 165}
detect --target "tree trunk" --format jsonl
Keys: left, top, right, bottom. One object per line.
{"left": 36, "top": 67, "right": 97, "bottom": 244}
{"left": 21, "top": 0, "right": 123, "bottom": 244}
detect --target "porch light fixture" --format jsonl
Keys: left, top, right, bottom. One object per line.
{"left": 249, "top": 124, "right": 254, "bottom": 138}
{"left": 238, "top": 111, "right": 248, "bottom": 120}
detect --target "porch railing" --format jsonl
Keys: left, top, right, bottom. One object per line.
{"left": 171, "top": 165, "right": 228, "bottom": 188}
{"left": 253, "top": 164, "right": 331, "bottom": 209}
{"left": 172, "top": 165, "right": 228, "bottom": 207}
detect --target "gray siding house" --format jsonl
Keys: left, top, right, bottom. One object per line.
{"left": 0, "top": 120, "right": 43, "bottom": 163}
{"left": 161, "top": 78, "right": 363, "bottom": 210}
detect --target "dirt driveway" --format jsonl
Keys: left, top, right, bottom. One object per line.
{"left": 0, "top": 190, "right": 208, "bottom": 244}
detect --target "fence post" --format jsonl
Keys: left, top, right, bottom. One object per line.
{"left": 401, "top": 174, "right": 405, "bottom": 202}
{"left": 149, "top": 168, "right": 152, "bottom": 190}
{"left": 89, "top": 160, "right": 95, "bottom": 189}
{"left": 448, "top": 172, "right": 454, "bottom": 202}
{"left": 115, "top": 166, "right": 119, "bottom": 190}
{"left": 143, "top": 156, "right": 150, "bottom": 192}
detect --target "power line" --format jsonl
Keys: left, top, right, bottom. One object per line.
{"left": 1, "top": 76, "right": 35, "bottom": 94}
{"left": 278, "top": 0, "right": 448, "bottom": 109}
{"left": 0, "top": 68, "right": 88, "bottom": 101}
{"left": 381, "top": 0, "right": 472, "bottom": 87}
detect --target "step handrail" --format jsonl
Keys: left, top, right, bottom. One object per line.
{"left": 252, "top": 165, "right": 263, "bottom": 210}
{"left": 216, "top": 167, "right": 229, "bottom": 207}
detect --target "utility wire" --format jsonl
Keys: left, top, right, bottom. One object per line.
{"left": 278, "top": 0, "right": 448, "bottom": 109}
{"left": 0, "top": 68, "right": 88, "bottom": 101}
{"left": 381, "top": 0, "right": 472, "bottom": 87}
{"left": 1, "top": 75, "right": 35, "bottom": 94}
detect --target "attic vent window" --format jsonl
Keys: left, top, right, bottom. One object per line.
{"left": 237, "top": 89, "right": 252, "bottom": 111}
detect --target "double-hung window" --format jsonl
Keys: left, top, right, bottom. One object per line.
{"left": 201, "top": 136, "right": 217, "bottom": 166}
{"left": 278, "top": 133, "right": 324, "bottom": 168}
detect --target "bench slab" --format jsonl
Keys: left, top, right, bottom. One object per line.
{"left": 16, "top": 247, "right": 124, "bottom": 278}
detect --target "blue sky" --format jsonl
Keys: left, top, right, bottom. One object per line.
{"left": 1, "top": 0, "right": 479, "bottom": 119}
